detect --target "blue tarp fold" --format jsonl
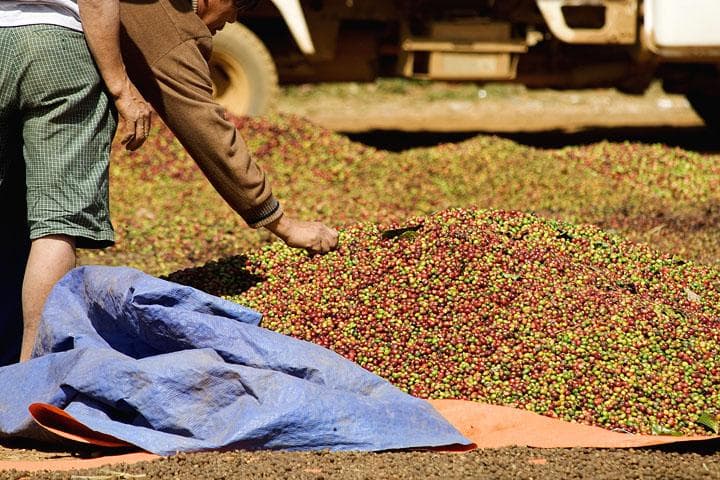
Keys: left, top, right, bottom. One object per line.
{"left": 0, "top": 266, "right": 470, "bottom": 455}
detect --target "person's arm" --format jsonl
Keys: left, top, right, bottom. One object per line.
{"left": 77, "top": 0, "right": 153, "bottom": 151}
{"left": 115, "top": 0, "right": 338, "bottom": 254}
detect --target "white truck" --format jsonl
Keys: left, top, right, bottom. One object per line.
{"left": 210, "top": 0, "right": 720, "bottom": 127}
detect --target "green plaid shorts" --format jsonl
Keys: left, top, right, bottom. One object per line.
{"left": 0, "top": 25, "right": 117, "bottom": 248}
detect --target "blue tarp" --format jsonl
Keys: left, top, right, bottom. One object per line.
{"left": 0, "top": 266, "right": 470, "bottom": 455}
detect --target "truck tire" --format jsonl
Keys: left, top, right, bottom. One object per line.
{"left": 686, "top": 90, "right": 720, "bottom": 130}
{"left": 210, "top": 22, "right": 279, "bottom": 117}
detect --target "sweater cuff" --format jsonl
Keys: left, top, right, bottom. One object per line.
{"left": 245, "top": 195, "right": 283, "bottom": 229}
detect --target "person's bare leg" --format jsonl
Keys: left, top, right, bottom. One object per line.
{"left": 20, "top": 235, "right": 76, "bottom": 361}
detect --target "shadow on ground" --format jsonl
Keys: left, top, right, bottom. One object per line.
{"left": 163, "top": 255, "right": 265, "bottom": 297}
{"left": 346, "top": 126, "right": 720, "bottom": 153}
{"left": 652, "top": 437, "right": 720, "bottom": 455}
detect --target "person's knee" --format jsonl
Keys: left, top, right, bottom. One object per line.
{"left": 30, "top": 234, "right": 77, "bottom": 250}
{"left": 28, "top": 235, "right": 77, "bottom": 271}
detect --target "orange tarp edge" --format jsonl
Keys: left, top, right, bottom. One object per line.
{"left": 28, "top": 403, "right": 133, "bottom": 448}
{"left": 429, "top": 399, "right": 719, "bottom": 449}
{"left": 0, "top": 399, "right": 717, "bottom": 472}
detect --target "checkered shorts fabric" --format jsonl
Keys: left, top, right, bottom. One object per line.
{"left": 0, "top": 24, "right": 117, "bottom": 248}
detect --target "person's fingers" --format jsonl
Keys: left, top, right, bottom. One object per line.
{"left": 116, "top": 95, "right": 153, "bottom": 151}
{"left": 124, "top": 128, "right": 140, "bottom": 151}
{"left": 121, "top": 131, "right": 134, "bottom": 146}
{"left": 320, "top": 236, "right": 331, "bottom": 251}
{"left": 311, "top": 226, "right": 337, "bottom": 253}
{"left": 324, "top": 228, "right": 339, "bottom": 250}
{"left": 135, "top": 117, "right": 144, "bottom": 141}
{"left": 143, "top": 110, "right": 152, "bottom": 136}
{"left": 125, "top": 136, "right": 139, "bottom": 151}
{"left": 126, "top": 112, "right": 150, "bottom": 151}
{"left": 306, "top": 238, "right": 324, "bottom": 254}
{"left": 125, "top": 133, "right": 141, "bottom": 151}
{"left": 327, "top": 236, "right": 338, "bottom": 251}
{"left": 318, "top": 235, "right": 335, "bottom": 253}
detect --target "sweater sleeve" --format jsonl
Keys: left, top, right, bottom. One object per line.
{"left": 119, "top": 4, "right": 282, "bottom": 228}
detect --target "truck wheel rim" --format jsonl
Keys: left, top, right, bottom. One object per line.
{"left": 210, "top": 51, "right": 252, "bottom": 117}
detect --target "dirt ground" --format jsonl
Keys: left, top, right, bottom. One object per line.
{"left": 278, "top": 80, "right": 719, "bottom": 154}
{"left": 2, "top": 82, "right": 719, "bottom": 478}
{"left": 277, "top": 80, "right": 704, "bottom": 133}
{"left": 2, "top": 444, "right": 720, "bottom": 479}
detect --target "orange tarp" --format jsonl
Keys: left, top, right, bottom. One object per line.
{"left": 429, "top": 400, "right": 719, "bottom": 449}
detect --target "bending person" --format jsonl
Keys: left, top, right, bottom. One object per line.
{"left": 79, "top": 0, "right": 339, "bottom": 252}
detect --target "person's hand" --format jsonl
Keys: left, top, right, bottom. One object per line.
{"left": 266, "top": 215, "right": 339, "bottom": 254}
{"left": 113, "top": 77, "right": 153, "bottom": 151}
